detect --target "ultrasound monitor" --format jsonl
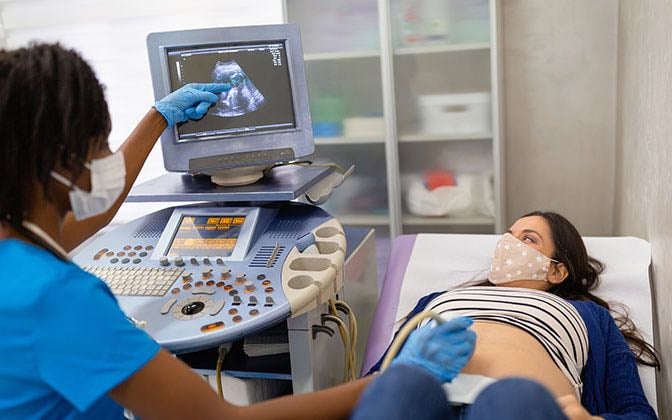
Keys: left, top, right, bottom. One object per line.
{"left": 147, "top": 24, "right": 314, "bottom": 186}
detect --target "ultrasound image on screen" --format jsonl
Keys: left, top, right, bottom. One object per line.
{"left": 211, "top": 60, "right": 265, "bottom": 117}
{"left": 167, "top": 42, "right": 296, "bottom": 142}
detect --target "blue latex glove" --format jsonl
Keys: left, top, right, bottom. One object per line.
{"left": 154, "top": 83, "right": 231, "bottom": 127}
{"left": 392, "top": 316, "right": 476, "bottom": 383}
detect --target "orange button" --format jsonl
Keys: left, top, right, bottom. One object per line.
{"left": 200, "top": 321, "right": 224, "bottom": 333}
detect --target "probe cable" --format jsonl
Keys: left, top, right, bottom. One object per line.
{"left": 380, "top": 311, "right": 445, "bottom": 372}
{"left": 215, "top": 345, "right": 230, "bottom": 399}
{"left": 325, "top": 299, "right": 359, "bottom": 382}
{"left": 322, "top": 312, "right": 353, "bottom": 382}
{"left": 333, "top": 300, "right": 358, "bottom": 380}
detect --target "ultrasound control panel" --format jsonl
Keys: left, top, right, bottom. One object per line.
{"left": 73, "top": 202, "right": 346, "bottom": 353}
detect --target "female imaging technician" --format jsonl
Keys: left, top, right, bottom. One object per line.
{"left": 0, "top": 43, "right": 477, "bottom": 419}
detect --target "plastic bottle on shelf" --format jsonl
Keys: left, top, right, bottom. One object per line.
{"left": 420, "top": 0, "right": 453, "bottom": 43}
{"left": 399, "top": 0, "right": 422, "bottom": 46}
{"left": 311, "top": 95, "right": 345, "bottom": 138}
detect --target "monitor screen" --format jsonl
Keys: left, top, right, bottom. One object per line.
{"left": 167, "top": 42, "right": 296, "bottom": 142}
{"left": 146, "top": 25, "right": 314, "bottom": 175}
{"left": 167, "top": 215, "right": 247, "bottom": 257}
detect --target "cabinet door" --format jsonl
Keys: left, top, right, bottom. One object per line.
{"left": 390, "top": 0, "right": 497, "bottom": 234}
{"left": 284, "top": 0, "right": 391, "bottom": 238}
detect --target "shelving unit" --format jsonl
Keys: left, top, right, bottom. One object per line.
{"left": 304, "top": 50, "right": 381, "bottom": 61}
{"left": 283, "top": 0, "right": 504, "bottom": 239}
{"left": 399, "top": 132, "right": 492, "bottom": 143}
{"left": 403, "top": 215, "right": 495, "bottom": 226}
{"left": 394, "top": 41, "right": 489, "bottom": 55}
{"left": 314, "top": 136, "right": 386, "bottom": 146}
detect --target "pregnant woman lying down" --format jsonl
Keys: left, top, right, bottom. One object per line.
{"left": 368, "top": 211, "right": 660, "bottom": 419}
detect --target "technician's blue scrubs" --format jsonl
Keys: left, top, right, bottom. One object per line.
{"left": 0, "top": 239, "right": 160, "bottom": 419}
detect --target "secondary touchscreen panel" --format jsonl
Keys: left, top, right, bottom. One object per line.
{"left": 167, "top": 215, "right": 247, "bottom": 257}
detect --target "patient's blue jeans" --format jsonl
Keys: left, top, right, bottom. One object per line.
{"left": 351, "top": 365, "right": 568, "bottom": 420}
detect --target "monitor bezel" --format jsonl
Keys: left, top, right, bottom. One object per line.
{"left": 147, "top": 24, "right": 313, "bottom": 174}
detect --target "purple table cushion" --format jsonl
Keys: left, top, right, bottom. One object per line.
{"left": 361, "top": 235, "right": 417, "bottom": 375}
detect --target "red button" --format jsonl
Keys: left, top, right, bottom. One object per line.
{"left": 200, "top": 321, "right": 224, "bottom": 332}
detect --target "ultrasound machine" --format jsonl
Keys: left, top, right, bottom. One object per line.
{"left": 72, "top": 24, "right": 372, "bottom": 396}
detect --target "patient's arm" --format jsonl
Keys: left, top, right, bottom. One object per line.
{"left": 110, "top": 349, "right": 373, "bottom": 420}
{"left": 599, "top": 313, "right": 656, "bottom": 419}
{"left": 557, "top": 394, "right": 603, "bottom": 420}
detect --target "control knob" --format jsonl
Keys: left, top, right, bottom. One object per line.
{"left": 174, "top": 257, "right": 185, "bottom": 267}
{"left": 159, "top": 256, "right": 170, "bottom": 267}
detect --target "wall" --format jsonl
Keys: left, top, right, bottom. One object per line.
{"left": 501, "top": 0, "right": 619, "bottom": 234}
{"left": 0, "top": 0, "right": 283, "bottom": 186}
{"left": 615, "top": 1, "right": 672, "bottom": 416}
{"left": 0, "top": 0, "right": 284, "bottom": 222}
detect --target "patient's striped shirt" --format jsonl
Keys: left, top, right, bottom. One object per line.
{"left": 422, "top": 286, "right": 589, "bottom": 395}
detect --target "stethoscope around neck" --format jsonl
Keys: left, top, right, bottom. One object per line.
{"left": 19, "top": 220, "right": 70, "bottom": 261}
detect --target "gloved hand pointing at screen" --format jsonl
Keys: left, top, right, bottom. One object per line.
{"left": 154, "top": 82, "right": 231, "bottom": 127}
{"left": 392, "top": 316, "right": 476, "bottom": 383}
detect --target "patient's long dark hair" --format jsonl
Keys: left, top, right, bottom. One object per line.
{"left": 481, "top": 211, "right": 661, "bottom": 368}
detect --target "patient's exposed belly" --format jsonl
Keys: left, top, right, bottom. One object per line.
{"left": 461, "top": 321, "right": 575, "bottom": 398}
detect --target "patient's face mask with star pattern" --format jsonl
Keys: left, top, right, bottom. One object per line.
{"left": 488, "top": 233, "right": 559, "bottom": 284}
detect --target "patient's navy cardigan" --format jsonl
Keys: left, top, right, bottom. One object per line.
{"left": 370, "top": 293, "right": 657, "bottom": 419}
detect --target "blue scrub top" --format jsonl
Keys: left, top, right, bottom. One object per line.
{"left": 0, "top": 239, "right": 160, "bottom": 419}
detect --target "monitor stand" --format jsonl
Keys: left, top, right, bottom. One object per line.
{"left": 126, "top": 164, "right": 334, "bottom": 203}
{"left": 208, "top": 165, "right": 269, "bottom": 187}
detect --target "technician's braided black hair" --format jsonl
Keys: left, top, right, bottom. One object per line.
{"left": 0, "top": 43, "right": 110, "bottom": 226}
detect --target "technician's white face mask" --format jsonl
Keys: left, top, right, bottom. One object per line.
{"left": 50, "top": 152, "right": 126, "bottom": 221}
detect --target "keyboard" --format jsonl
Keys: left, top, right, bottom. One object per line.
{"left": 83, "top": 266, "right": 184, "bottom": 296}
